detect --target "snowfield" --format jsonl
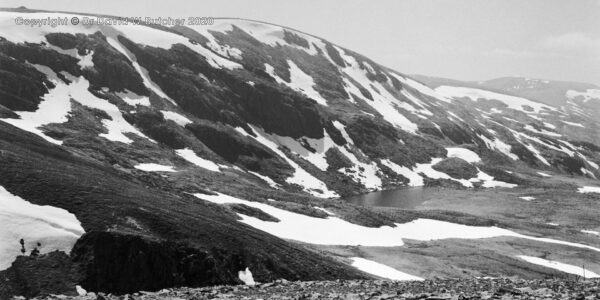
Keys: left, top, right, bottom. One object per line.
{"left": 518, "top": 256, "right": 599, "bottom": 278}
{"left": 195, "top": 192, "right": 600, "bottom": 255}
{"left": 350, "top": 257, "right": 423, "bottom": 281}
{"left": 0, "top": 185, "right": 85, "bottom": 270}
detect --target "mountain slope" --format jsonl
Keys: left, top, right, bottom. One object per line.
{"left": 1, "top": 7, "right": 600, "bottom": 297}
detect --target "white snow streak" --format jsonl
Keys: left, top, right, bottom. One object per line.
{"left": 134, "top": 163, "right": 176, "bottom": 172}
{"left": 578, "top": 186, "right": 600, "bottom": 194}
{"left": 161, "top": 110, "right": 193, "bottom": 126}
{"left": 350, "top": 257, "right": 423, "bottom": 281}
{"left": 176, "top": 148, "right": 220, "bottom": 172}
{"left": 518, "top": 255, "right": 599, "bottom": 278}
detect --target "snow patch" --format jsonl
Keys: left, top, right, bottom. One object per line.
{"left": 390, "top": 74, "right": 451, "bottom": 103}
{"left": 524, "top": 125, "right": 561, "bottom": 137}
{"left": 350, "top": 257, "right": 423, "bottom": 281}
{"left": 161, "top": 110, "right": 192, "bottom": 126}
{"left": 435, "top": 86, "right": 555, "bottom": 114}
{"left": 0, "top": 185, "right": 85, "bottom": 270}
{"left": 380, "top": 159, "right": 424, "bottom": 187}
{"left": 332, "top": 121, "right": 354, "bottom": 145}
{"left": 519, "top": 196, "right": 536, "bottom": 201}
{"left": 582, "top": 230, "right": 599, "bottom": 235}
{"left": 475, "top": 171, "right": 517, "bottom": 188}
{"left": 1, "top": 64, "right": 152, "bottom": 144}
{"left": 578, "top": 186, "right": 600, "bottom": 194}
{"left": 314, "top": 207, "right": 335, "bottom": 216}
{"left": 478, "top": 135, "right": 519, "bottom": 160}
{"left": 134, "top": 163, "right": 176, "bottom": 172}
{"left": 116, "top": 90, "right": 151, "bottom": 107}
{"left": 336, "top": 48, "right": 418, "bottom": 133}
{"left": 518, "top": 255, "right": 599, "bottom": 278}
{"left": 46, "top": 43, "right": 94, "bottom": 69}
{"left": 537, "top": 172, "right": 552, "bottom": 177}
{"left": 264, "top": 61, "right": 328, "bottom": 106}
{"left": 194, "top": 192, "right": 600, "bottom": 253}
{"left": 445, "top": 147, "right": 481, "bottom": 163}
{"left": 176, "top": 148, "right": 220, "bottom": 172}
{"left": 566, "top": 89, "right": 600, "bottom": 103}
{"left": 236, "top": 126, "right": 338, "bottom": 198}
{"left": 0, "top": 65, "right": 71, "bottom": 144}
{"left": 287, "top": 60, "right": 328, "bottom": 106}
{"left": 248, "top": 171, "right": 280, "bottom": 189}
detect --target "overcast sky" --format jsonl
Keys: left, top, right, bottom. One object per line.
{"left": 4, "top": 0, "right": 600, "bottom": 85}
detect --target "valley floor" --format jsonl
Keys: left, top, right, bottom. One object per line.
{"left": 30, "top": 278, "right": 600, "bottom": 300}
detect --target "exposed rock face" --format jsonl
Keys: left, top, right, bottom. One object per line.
{"left": 71, "top": 231, "right": 239, "bottom": 294}
{"left": 46, "top": 32, "right": 150, "bottom": 95}
{"left": 432, "top": 158, "right": 478, "bottom": 180}
{"left": 0, "top": 251, "right": 82, "bottom": 299}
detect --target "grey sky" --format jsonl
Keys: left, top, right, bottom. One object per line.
{"left": 4, "top": 0, "right": 600, "bottom": 85}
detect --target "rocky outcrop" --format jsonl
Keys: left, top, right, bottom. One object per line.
{"left": 0, "top": 251, "right": 83, "bottom": 299}
{"left": 432, "top": 157, "right": 479, "bottom": 180}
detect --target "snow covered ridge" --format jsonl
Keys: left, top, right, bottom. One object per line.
{"left": 0, "top": 185, "right": 85, "bottom": 270}
{"left": 0, "top": 11, "right": 241, "bottom": 70}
